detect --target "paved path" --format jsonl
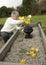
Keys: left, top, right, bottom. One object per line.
{"left": 3, "top": 27, "right": 46, "bottom": 65}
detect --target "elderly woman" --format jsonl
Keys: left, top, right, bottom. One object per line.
{"left": 1, "top": 11, "right": 23, "bottom": 43}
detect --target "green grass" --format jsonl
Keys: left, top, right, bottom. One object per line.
{"left": 0, "top": 17, "right": 7, "bottom": 24}
{"left": 31, "top": 15, "right": 46, "bottom": 28}
{"left": 31, "top": 15, "right": 46, "bottom": 35}
{"left": 0, "top": 15, "right": 46, "bottom": 35}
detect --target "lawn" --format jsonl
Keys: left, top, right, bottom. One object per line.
{"left": 0, "top": 15, "right": 46, "bottom": 35}
{"left": 31, "top": 15, "right": 46, "bottom": 35}
{"left": 0, "top": 17, "right": 7, "bottom": 24}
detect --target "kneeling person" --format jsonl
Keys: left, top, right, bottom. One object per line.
{"left": 1, "top": 11, "right": 23, "bottom": 43}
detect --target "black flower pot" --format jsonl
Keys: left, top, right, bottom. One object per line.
{"left": 24, "top": 25, "right": 33, "bottom": 38}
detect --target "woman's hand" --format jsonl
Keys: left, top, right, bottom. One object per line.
{"left": 20, "top": 26, "right": 24, "bottom": 30}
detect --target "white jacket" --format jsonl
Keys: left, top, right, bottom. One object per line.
{"left": 1, "top": 17, "right": 23, "bottom": 32}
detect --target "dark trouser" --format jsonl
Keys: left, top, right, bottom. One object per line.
{"left": 1, "top": 32, "right": 13, "bottom": 43}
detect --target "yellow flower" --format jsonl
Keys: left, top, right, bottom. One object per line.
{"left": 31, "top": 47, "right": 35, "bottom": 51}
{"left": 20, "top": 59, "right": 26, "bottom": 64}
{"left": 24, "top": 21, "right": 30, "bottom": 25}
{"left": 27, "top": 19, "right": 30, "bottom": 21}
{"left": 31, "top": 53, "right": 36, "bottom": 58}
{"left": 35, "top": 48, "right": 39, "bottom": 53}
{"left": 18, "top": 16, "right": 21, "bottom": 19}
{"left": 18, "top": 16, "right": 24, "bottom": 21}
{"left": 29, "top": 51, "right": 34, "bottom": 55}
{"left": 28, "top": 15, "right": 32, "bottom": 18}
{"left": 25, "top": 52, "right": 30, "bottom": 55}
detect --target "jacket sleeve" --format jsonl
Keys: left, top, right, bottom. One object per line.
{"left": 10, "top": 20, "right": 23, "bottom": 25}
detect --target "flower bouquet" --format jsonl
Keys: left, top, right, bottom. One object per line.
{"left": 18, "top": 15, "right": 33, "bottom": 38}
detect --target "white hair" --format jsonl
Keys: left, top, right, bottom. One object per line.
{"left": 11, "top": 11, "right": 19, "bottom": 17}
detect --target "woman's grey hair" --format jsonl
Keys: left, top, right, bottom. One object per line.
{"left": 11, "top": 11, "right": 19, "bottom": 17}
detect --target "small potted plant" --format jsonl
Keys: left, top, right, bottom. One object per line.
{"left": 18, "top": 15, "right": 33, "bottom": 38}
{"left": 24, "top": 15, "right": 33, "bottom": 38}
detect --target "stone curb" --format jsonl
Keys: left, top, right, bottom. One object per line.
{"left": 0, "top": 30, "right": 20, "bottom": 61}
{"left": 38, "top": 24, "right": 46, "bottom": 53}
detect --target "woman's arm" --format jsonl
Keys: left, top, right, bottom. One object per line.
{"left": 10, "top": 19, "right": 23, "bottom": 25}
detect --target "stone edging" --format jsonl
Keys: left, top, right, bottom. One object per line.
{"left": 0, "top": 30, "right": 20, "bottom": 61}
{"left": 38, "top": 24, "right": 46, "bottom": 53}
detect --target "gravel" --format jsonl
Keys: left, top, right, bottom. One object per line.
{"left": 3, "top": 27, "right": 46, "bottom": 65}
